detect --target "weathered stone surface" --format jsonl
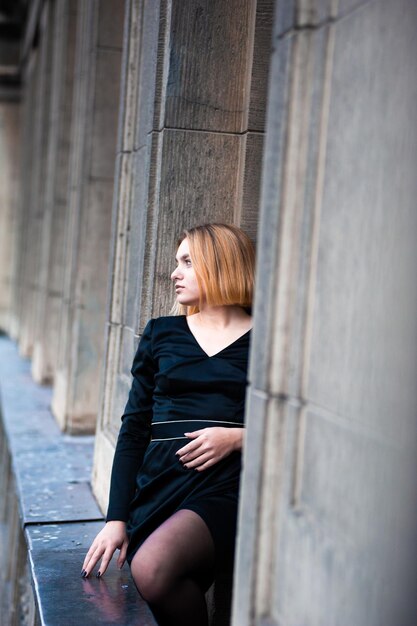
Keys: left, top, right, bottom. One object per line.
{"left": 248, "top": 0, "right": 274, "bottom": 131}
{"left": 90, "top": 47, "right": 123, "bottom": 179}
{"left": 26, "top": 521, "right": 104, "bottom": 552}
{"left": 308, "top": 0, "right": 417, "bottom": 441}
{"left": 21, "top": 2, "right": 55, "bottom": 365}
{"left": 244, "top": 32, "right": 292, "bottom": 393}
{"left": 231, "top": 388, "right": 271, "bottom": 626}
{"left": 240, "top": 132, "right": 264, "bottom": 240}
{"left": 153, "top": 129, "right": 244, "bottom": 313}
{"left": 0, "top": 336, "right": 102, "bottom": 524}
{"left": 52, "top": 0, "right": 124, "bottom": 434}
{"left": 269, "top": 414, "right": 417, "bottom": 626}
{"left": 32, "top": 0, "right": 77, "bottom": 385}
{"left": 0, "top": 103, "right": 20, "bottom": 334}
{"left": 165, "top": 0, "right": 255, "bottom": 133}
{"left": 29, "top": 548, "right": 156, "bottom": 625}
{"left": 97, "top": 0, "right": 125, "bottom": 49}
{"left": 233, "top": 1, "right": 417, "bottom": 625}
{"left": 133, "top": 1, "right": 161, "bottom": 150}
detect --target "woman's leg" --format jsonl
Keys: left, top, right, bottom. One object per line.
{"left": 130, "top": 509, "right": 215, "bottom": 626}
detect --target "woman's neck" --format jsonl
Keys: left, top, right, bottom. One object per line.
{"left": 191, "top": 305, "right": 251, "bottom": 330}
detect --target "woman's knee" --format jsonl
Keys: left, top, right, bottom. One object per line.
{"left": 131, "top": 551, "right": 172, "bottom": 603}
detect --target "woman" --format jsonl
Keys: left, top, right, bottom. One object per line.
{"left": 81, "top": 223, "right": 255, "bottom": 626}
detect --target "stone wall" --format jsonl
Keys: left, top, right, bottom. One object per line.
{"left": 232, "top": 1, "right": 417, "bottom": 625}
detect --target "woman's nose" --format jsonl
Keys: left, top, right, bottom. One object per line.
{"left": 171, "top": 266, "right": 182, "bottom": 281}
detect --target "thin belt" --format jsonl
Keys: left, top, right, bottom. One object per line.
{"left": 150, "top": 419, "right": 244, "bottom": 442}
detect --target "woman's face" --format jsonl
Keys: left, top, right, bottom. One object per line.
{"left": 171, "top": 237, "right": 202, "bottom": 307}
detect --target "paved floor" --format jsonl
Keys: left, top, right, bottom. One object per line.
{"left": 0, "top": 334, "right": 157, "bottom": 625}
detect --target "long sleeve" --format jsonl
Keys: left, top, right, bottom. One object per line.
{"left": 106, "top": 318, "right": 157, "bottom": 522}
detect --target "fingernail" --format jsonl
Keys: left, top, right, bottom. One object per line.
{"left": 81, "top": 570, "right": 88, "bottom": 578}
{"left": 80, "top": 569, "right": 85, "bottom": 576}
{"left": 96, "top": 571, "right": 101, "bottom": 578}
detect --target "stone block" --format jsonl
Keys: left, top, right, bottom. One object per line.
{"left": 26, "top": 521, "right": 104, "bottom": 552}
{"left": 165, "top": 0, "right": 255, "bottom": 133}
{"left": 298, "top": 410, "right": 396, "bottom": 548}
{"left": 270, "top": 407, "right": 417, "bottom": 626}
{"left": 240, "top": 132, "right": 264, "bottom": 240}
{"left": 90, "top": 47, "right": 123, "bottom": 179}
{"left": 54, "top": 4, "right": 78, "bottom": 199}
{"left": 307, "top": 0, "right": 417, "bottom": 441}
{"left": 68, "top": 305, "right": 107, "bottom": 433}
{"left": 79, "top": 179, "right": 114, "bottom": 294}
{"left": 153, "top": 0, "right": 171, "bottom": 132}
{"left": 248, "top": 0, "right": 273, "bottom": 132}
{"left": 152, "top": 129, "right": 244, "bottom": 315}
{"left": 97, "top": 0, "right": 125, "bottom": 50}
{"left": 135, "top": 131, "right": 163, "bottom": 325}
{"left": 133, "top": 0, "right": 161, "bottom": 150}
{"left": 107, "top": 323, "right": 137, "bottom": 435}
{"left": 106, "top": 153, "right": 126, "bottom": 326}
{"left": 29, "top": 546, "right": 156, "bottom": 625}
{"left": 231, "top": 389, "right": 276, "bottom": 626}
{"left": 124, "top": 147, "right": 151, "bottom": 331}
{"left": 271, "top": 507, "right": 379, "bottom": 626}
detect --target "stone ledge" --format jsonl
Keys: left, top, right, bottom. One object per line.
{"left": 0, "top": 335, "right": 156, "bottom": 625}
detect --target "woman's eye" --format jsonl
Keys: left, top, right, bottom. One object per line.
{"left": 185, "top": 260, "right": 192, "bottom": 266}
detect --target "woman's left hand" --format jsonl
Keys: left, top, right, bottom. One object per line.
{"left": 176, "top": 427, "right": 244, "bottom": 471}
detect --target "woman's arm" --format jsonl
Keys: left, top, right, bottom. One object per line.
{"left": 176, "top": 426, "right": 245, "bottom": 471}
{"left": 106, "top": 318, "right": 157, "bottom": 521}
{"left": 81, "top": 319, "right": 157, "bottom": 577}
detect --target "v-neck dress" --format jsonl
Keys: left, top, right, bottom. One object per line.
{"left": 106, "top": 314, "right": 251, "bottom": 566}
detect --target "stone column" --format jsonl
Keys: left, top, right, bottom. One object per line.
{"left": 92, "top": 0, "right": 273, "bottom": 515}
{"left": 0, "top": 102, "right": 20, "bottom": 334}
{"left": 18, "top": 1, "right": 54, "bottom": 358}
{"left": 232, "top": 1, "right": 417, "bottom": 625}
{"left": 51, "top": 0, "right": 124, "bottom": 433}
{"left": 31, "top": 0, "right": 78, "bottom": 384}
{"left": 9, "top": 49, "right": 37, "bottom": 342}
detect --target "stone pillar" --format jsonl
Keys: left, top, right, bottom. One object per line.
{"left": 232, "top": 1, "right": 417, "bottom": 625}
{"left": 18, "top": 1, "right": 54, "bottom": 359}
{"left": 31, "top": 0, "right": 79, "bottom": 385}
{"left": 9, "top": 49, "right": 37, "bottom": 342}
{"left": 92, "top": 0, "right": 273, "bottom": 517}
{"left": 0, "top": 102, "right": 20, "bottom": 334}
{"left": 51, "top": 0, "right": 124, "bottom": 433}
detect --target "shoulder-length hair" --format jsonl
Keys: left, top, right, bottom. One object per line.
{"left": 172, "top": 223, "right": 255, "bottom": 316}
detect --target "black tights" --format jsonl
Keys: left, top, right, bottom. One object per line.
{"left": 130, "top": 509, "right": 215, "bottom": 626}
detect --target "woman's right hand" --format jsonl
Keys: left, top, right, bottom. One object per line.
{"left": 81, "top": 520, "right": 129, "bottom": 578}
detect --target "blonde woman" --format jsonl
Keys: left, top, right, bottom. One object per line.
{"left": 82, "top": 223, "right": 255, "bottom": 626}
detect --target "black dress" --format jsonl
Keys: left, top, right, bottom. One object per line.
{"left": 106, "top": 315, "right": 251, "bottom": 567}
